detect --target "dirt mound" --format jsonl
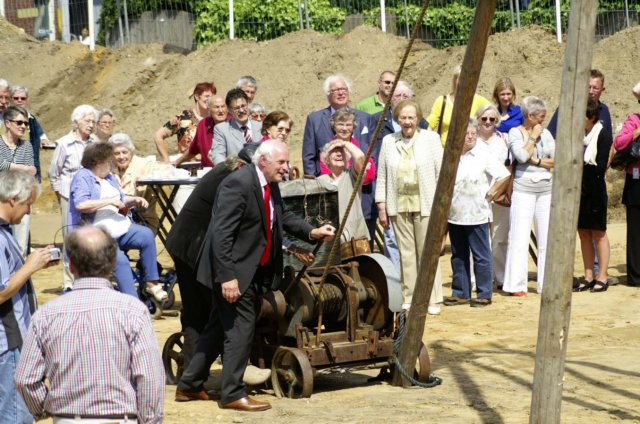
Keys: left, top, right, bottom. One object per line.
{"left": 1, "top": 19, "right": 639, "bottom": 215}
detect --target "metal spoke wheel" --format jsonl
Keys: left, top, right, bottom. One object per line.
{"left": 414, "top": 342, "right": 431, "bottom": 382}
{"left": 162, "top": 332, "right": 185, "bottom": 385}
{"left": 271, "top": 347, "right": 313, "bottom": 399}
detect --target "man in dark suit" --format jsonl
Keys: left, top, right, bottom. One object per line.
{"left": 181, "top": 140, "right": 334, "bottom": 412}
{"left": 302, "top": 74, "right": 377, "bottom": 241}
{"left": 166, "top": 143, "right": 259, "bottom": 372}
{"left": 210, "top": 89, "right": 262, "bottom": 166}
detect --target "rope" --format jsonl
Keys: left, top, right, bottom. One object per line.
{"left": 390, "top": 311, "right": 443, "bottom": 388}
{"left": 314, "top": 0, "right": 433, "bottom": 344}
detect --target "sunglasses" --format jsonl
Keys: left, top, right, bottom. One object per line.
{"left": 480, "top": 116, "right": 497, "bottom": 123}
{"left": 9, "top": 120, "right": 28, "bottom": 127}
{"left": 381, "top": 80, "right": 394, "bottom": 85}
{"left": 12, "top": 96, "right": 27, "bottom": 101}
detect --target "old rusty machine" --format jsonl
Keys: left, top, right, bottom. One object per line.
{"left": 162, "top": 178, "right": 431, "bottom": 397}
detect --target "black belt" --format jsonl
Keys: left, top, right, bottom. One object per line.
{"left": 54, "top": 413, "right": 138, "bottom": 420}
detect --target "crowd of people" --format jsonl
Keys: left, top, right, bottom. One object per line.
{"left": 0, "top": 67, "right": 639, "bottom": 420}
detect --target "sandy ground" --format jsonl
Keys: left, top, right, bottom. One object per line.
{"left": 29, "top": 212, "right": 640, "bottom": 424}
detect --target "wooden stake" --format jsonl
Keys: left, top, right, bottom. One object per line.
{"left": 530, "top": 1, "right": 597, "bottom": 423}
{"left": 392, "top": 0, "right": 497, "bottom": 387}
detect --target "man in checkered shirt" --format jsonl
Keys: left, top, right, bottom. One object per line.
{"left": 15, "top": 225, "right": 165, "bottom": 424}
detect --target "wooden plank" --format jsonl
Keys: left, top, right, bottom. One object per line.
{"left": 529, "top": 1, "right": 598, "bottom": 423}
{"left": 392, "top": 0, "right": 497, "bottom": 387}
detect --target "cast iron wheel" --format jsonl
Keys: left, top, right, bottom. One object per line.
{"left": 414, "top": 342, "right": 431, "bottom": 382}
{"left": 271, "top": 347, "right": 313, "bottom": 398}
{"left": 162, "top": 332, "right": 185, "bottom": 385}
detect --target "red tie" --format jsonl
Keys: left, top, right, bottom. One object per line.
{"left": 242, "top": 125, "right": 253, "bottom": 143}
{"left": 259, "top": 184, "right": 271, "bottom": 266}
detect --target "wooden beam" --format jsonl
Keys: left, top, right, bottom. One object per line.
{"left": 392, "top": 0, "right": 497, "bottom": 387}
{"left": 529, "top": 1, "right": 598, "bottom": 423}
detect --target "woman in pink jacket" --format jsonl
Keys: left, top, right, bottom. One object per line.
{"left": 613, "top": 81, "right": 640, "bottom": 286}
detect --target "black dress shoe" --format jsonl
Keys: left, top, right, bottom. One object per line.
{"left": 221, "top": 396, "right": 271, "bottom": 412}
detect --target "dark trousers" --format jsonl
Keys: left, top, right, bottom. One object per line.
{"left": 177, "top": 269, "right": 264, "bottom": 404}
{"left": 172, "top": 255, "right": 213, "bottom": 369}
{"left": 448, "top": 222, "right": 493, "bottom": 300}
{"left": 626, "top": 205, "right": 640, "bottom": 284}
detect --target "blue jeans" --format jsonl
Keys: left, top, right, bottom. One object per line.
{"left": 114, "top": 223, "right": 160, "bottom": 298}
{"left": 448, "top": 223, "right": 493, "bottom": 300}
{"left": 0, "top": 348, "right": 33, "bottom": 424}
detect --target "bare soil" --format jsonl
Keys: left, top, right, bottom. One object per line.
{"left": 3, "top": 18, "right": 640, "bottom": 423}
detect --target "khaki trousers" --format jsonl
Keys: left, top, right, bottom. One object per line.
{"left": 59, "top": 196, "right": 74, "bottom": 290}
{"left": 391, "top": 212, "right": 443, "bottom": 305}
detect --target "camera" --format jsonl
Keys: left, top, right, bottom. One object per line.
{"left": 49, "top": 247, "right": 61, "bottom": 262}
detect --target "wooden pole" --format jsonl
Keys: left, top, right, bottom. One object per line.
{"left": 529, "top": 1, "right": 597, "bottom": 422}
{"left": 392, "top": 0, "right": 497, "bottom": 387}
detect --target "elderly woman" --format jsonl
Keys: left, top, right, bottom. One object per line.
{"left": 614, "top": 81, "right": 640, "bottom": 287}
{"left": 376, "top": 100, "right": 444, "bottom": 314}
{"left": 426, "top": 64, "right": 491, "bottom": 144}
{"left": 49, "top": 104, "right": 97, "bottom": 291}
{"left": 10, "top": 85, "right": 54, "bottom": 180}
{"left": 93, "top": 108, "right": 116, "bottom": 143}
{"left": 110, "top": 133, "right": 173, "bottom": 232}
{"left": 1, "top": 106, "right": 37, "bottom": 256}
{"left": 318, "top": 140, "right": 370, "bottom": 243}
{"left": 444, "top": 120, "right": 510, "bottom": 307}
{"left": 476, "top": 104, "right": 510, "bottom": 289}
{"left": 259, "top": 111, "right": 292, "bottom": 142}
{"left": 154, "top": 81, "right": 215, "bottom": 162}
{"left": 574, "top": 99, "right": 613, "bottom": 292}
{"left": 249, "top": 102, "right": 267, "bottom": 122}
{"left": 503, "top": 96, "right": 555, "bottom": 296}
{"left": 69, "top": 142, "right": 168, "bottom": 302}
{"left": 493, "top": 77, "right": 524, "bottom": 133}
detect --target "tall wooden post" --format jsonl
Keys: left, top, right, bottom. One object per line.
{"left": 392, "top": 0, "right": 497, "bottom": 387}
{"left": 529, "top": 1, "right": 597, "bottom": 422}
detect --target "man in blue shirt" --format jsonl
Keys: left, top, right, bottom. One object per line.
{"left": 0, "top": 170, "right": 54, "bottom": 423}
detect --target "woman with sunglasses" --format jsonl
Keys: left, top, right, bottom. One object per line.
{"left": 259, "top": 111, "right": 293, "bottom": 142}
{"left": 476, "top": 104, "right": 510, "bottom": 290}
{"left": 1, "top": 106, "right": 37, "bottom": 256}
{"left": 493, "top": 77, "right": 524, "bottom": 133}
{"left": 503, "top": 96, "right": 555, "bottom": 296}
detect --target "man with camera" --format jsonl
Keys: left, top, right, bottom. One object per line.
{"left": 0, "top": 170, "right": 56, "bottom": 423}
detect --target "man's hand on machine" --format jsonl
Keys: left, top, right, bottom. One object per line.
{"left": 310, "top": 224, "right": 336, "bottom": 242}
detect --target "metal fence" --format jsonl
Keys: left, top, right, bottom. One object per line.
{"left": 1, "top": 0, "right": 639, "bottom": 51}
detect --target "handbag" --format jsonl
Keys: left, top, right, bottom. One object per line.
{"left": 611, "top": 113, "right": 640, "bottom": 171}
{"left": 492, "top": 134, "right": 514, "bottom": 207}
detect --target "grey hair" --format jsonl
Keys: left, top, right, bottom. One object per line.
{"left": 108, "top": 132, "right": 136, "bottom": 152}
{"left": 248, "top": 102, "right": 266, "bottom": 115}
{"left": 98, "top": 108, "right": 115, "bottom": 123}
{"left": 207, "top": 94, "right": 225, "bottom": 108}
{"left": 0, "top": 170, "right": 41, "bottom": 203}
{"left": 252, "top": 139, "right": 286, "bottom": 165}
{"left": 323, "top": 74, "right": 352, "bottom": 96}
{"left": 521, "top": 96, "right": 548, "bottom": 118}
{"left": 321, "top": 139, "right": 352, "bottom": 165}
{"left": 3, "top": 105, "right": 29, "bottom": 122}
{"left": 71, "top": 104, "right": 98, "bottom": 124}
{"left": 468, "top": 118, "right": 479, "bottom": 131}
{"left": 329, "top": 108, "right": 358, "bottom": 130}
{"left": 236, "top": 75, "right": 257, "bottom": 89}
{"left": 0, "top": 79, "right": 8, "bottom": 90}
{"left": 475, "top": 103, "right": 500, "bottom": 120}
{"left": 9, "top": 85, "right": 28, "bottom": 97}
{"left": 394, "top": 80, "right": 414, "bottom": 97}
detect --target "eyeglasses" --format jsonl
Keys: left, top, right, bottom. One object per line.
{"left": 381, "top": 80, "right": 394, "bottom": 85}
{"left": 251, "top": 113, "right": 266, "bottom": 119}
{"left": 329, "top": 87, "right": 348, "bottom": 94}
{"left": 9, "top": 120, "right": 28, "bottom": 127}
{"left": 275, "top": 126, "right": 290, "bottom": 133}
{"left": 12, "top": 96, "right": 27, "bottom": 101}
{"left": 480, "top": 116, "right": 497, "bottom": 123}
{"left": 393, "top": 93, "right": 411, "bottom": 100}
{"left": 232, "top": 104, "right": 248, "bottom": 111}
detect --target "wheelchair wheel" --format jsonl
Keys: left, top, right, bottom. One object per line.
{"left": 162, "top": 289, "right": 175, "bottom": 310}
{"left": 148, "top": 297, "right": 163, "bottom": 319}
{"left": 162, "top": 332, "right": 185, "bottom": 385}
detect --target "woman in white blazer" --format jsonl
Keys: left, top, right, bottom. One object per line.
{"left": 375, "top": 100, "right": 444, "bottom": 315}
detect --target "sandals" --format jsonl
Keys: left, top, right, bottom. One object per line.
{"left": 590, "top": 280, "right": 609, "bottom": 293}
{"left": 145, "top": 284, "right": 169, "bottom": 302}
{"left": 573, "top": 280, "right": 593, "bottom": 292}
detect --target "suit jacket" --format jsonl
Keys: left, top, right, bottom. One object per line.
{"left": 302, "top": 106, "right": 373, "bottom": 176}
{"left": 210, "top": 119, "right": 262, "bottom": 166}
{"left": 195, "top": 165, "right": 315, "bottom": 293}
{"left": 165, "top": 164, "right": 234, "bottom": 270}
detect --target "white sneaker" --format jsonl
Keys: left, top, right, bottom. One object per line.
{"left": 242, "top": 365, "right": 271, "bottom": 385}
{"left": 427, "top": 304, "right": 441, "bottom": 315}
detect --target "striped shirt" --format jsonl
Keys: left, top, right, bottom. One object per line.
{"left": 14, "top": 278, "right": 164, "bottom": 423}
{"left": 0, "top": 136, "right": 35, "bottom": 171}
{"left": 48, "top": 131, "right": 93, "bottom": 199}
